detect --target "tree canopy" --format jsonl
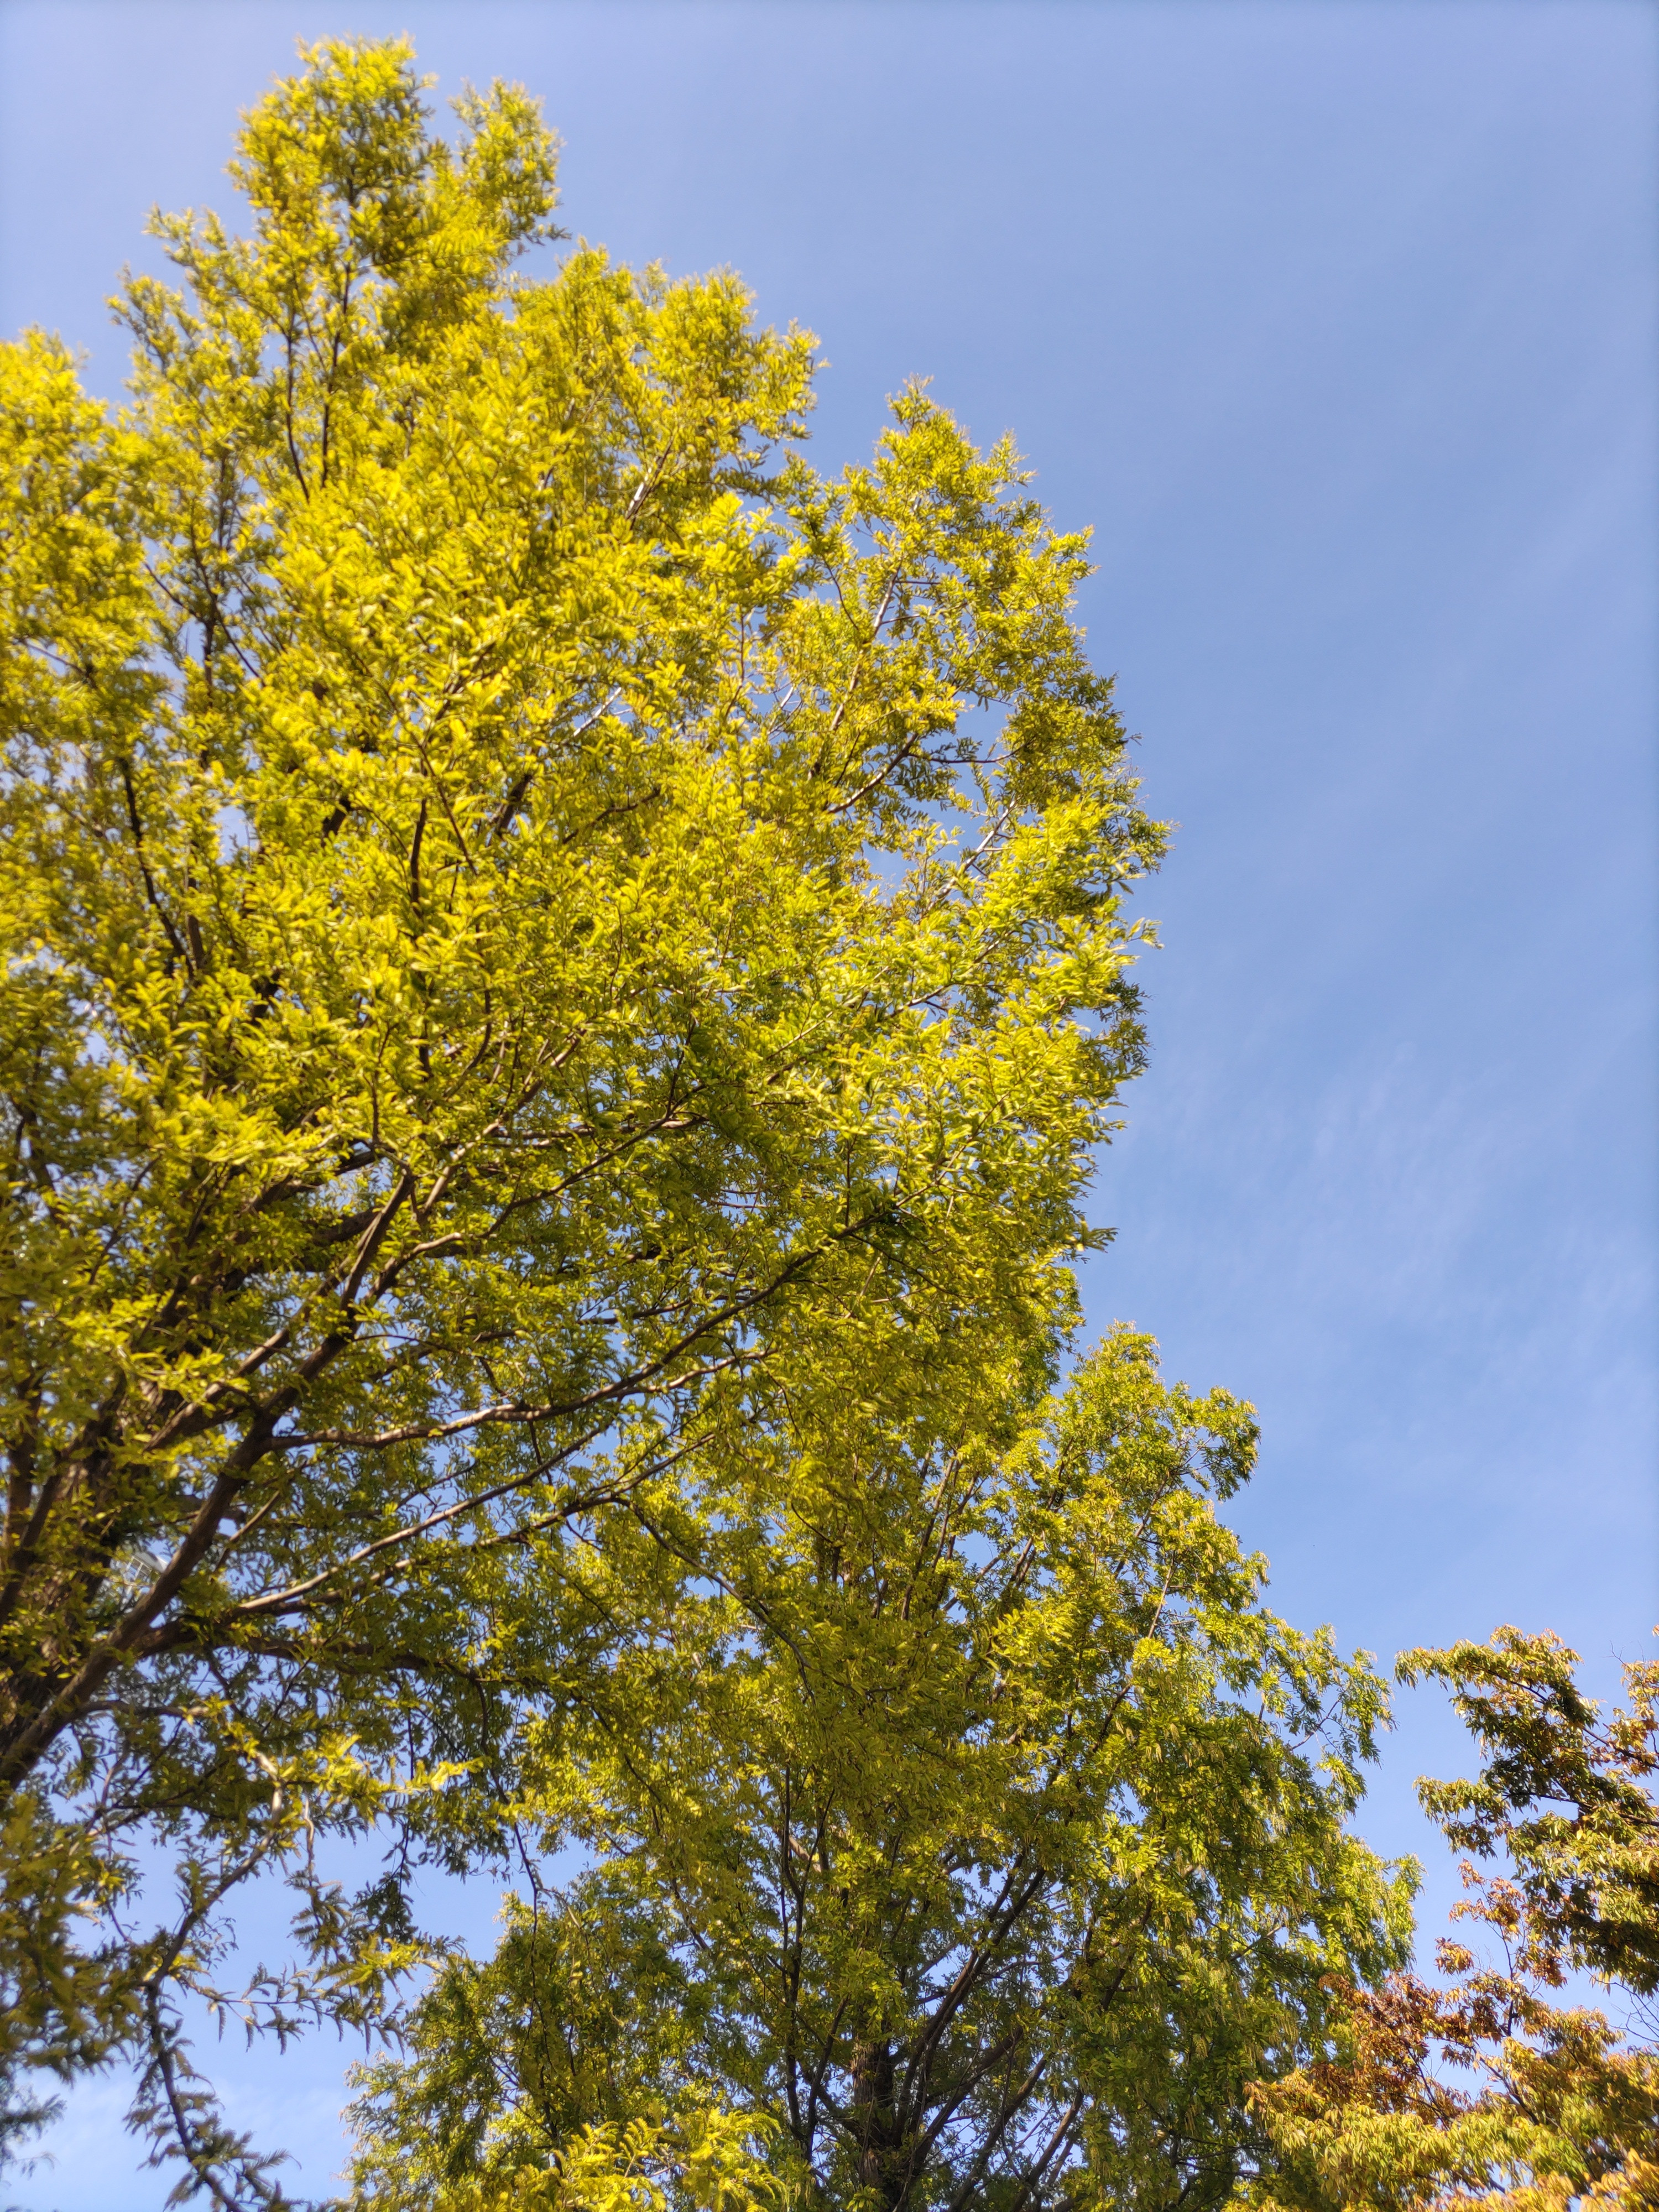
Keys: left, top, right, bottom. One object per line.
{"left": 0, "top": 36, "right": 1421, "bottom": 2211}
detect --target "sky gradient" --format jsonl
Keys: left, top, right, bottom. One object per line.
{"left": 1, "top": 3, "right": 1654, "bottom": 2203}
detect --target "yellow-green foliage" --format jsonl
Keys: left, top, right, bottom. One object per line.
{"left": 404, "top": 2105, "right": 791, "bottom": 2212}
{"left": 350, "top": 1332, "right": 1413, "bottom": 2212}
{"left": 0, "top": 32, "right": 1171, "bottom": 2189}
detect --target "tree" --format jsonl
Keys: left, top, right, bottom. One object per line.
{"left": 1245, "top": 1629, "right": 1659, "bottom": 2212}
{"left": 348, "top": 1331, "right": 1413, "bottom": 2212}
{"left": 0, "top": 34, "right": 1167, "bottom": 2193}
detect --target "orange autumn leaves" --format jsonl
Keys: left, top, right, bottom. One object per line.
{"left": 1246, "top": 1632, "right": 1659, "bottom": 2212}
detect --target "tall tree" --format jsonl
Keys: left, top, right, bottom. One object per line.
{"left": 0, "top": 35, "right": 1164, "bottom": 2193}
{"left": 349, "top": 1332, "right": 1413, "bottom": 2212}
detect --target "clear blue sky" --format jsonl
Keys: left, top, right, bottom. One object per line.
{"left": 2, "top": 3, "right": 1654, "bottom": 2204}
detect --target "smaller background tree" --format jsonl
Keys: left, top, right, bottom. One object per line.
{"left": 1245, "top": 1627, "right": 1659, "bottom": 2212}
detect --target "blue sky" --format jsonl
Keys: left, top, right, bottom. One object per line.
{"left": 2, "top": 3, "right": 1654, "bottom": 2203}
